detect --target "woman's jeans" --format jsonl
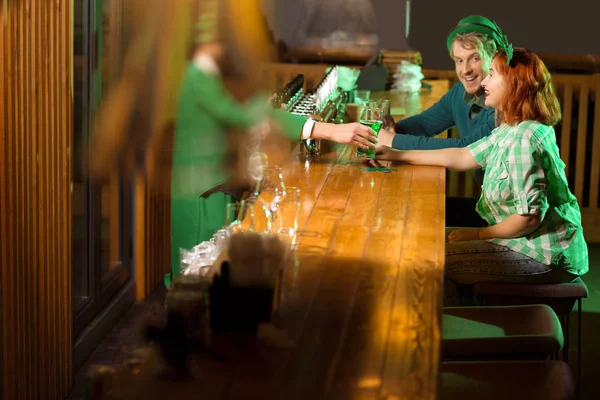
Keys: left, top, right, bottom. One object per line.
{"left": 444, "top": 227, "right": 577, "bottom": 306}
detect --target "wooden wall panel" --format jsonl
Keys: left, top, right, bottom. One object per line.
{"left": 0, "top": 1, "right": 73, "bottom": 399}
{"left": 127, "top": 1, "right": 190, "bottom": 299}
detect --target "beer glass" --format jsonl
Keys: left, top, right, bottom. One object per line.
{"left": 225, "top": 200, "right": 248, "bottom": 235}
{"left": 276, "top": 186, "right": 301, "bottom": 248}
{"left": 355, "top": 101, "right": 384, "bottom": 159}
{"left": 371, "top": 99, "right": 391, "bottom": 129}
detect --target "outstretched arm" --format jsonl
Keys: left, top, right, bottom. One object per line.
{"left": 269, "top": 109, "right": 378, "bottom": 149}
{"left": 386, "top": 107, "right": 496, "bottom": 150}
{"left": 375, "top": 146, "right": 480, "bottom": 171}
{"left": 389, "top": 133, "right": 483, "bottom": 150}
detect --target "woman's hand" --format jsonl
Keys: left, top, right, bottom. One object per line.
{"left": 448, "top": 228, "right": 481, "bottom": 242}
{"left": 376, "top": 128, "right": 396, "bottom": 147}
{"left": 374, "top": 145, "right": 401, "bottom": 161}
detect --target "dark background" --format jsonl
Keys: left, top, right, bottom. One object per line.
{"left": 263, "top": 0, "right": 599, "bottom": 69}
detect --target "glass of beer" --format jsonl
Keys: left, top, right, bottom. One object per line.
{"left": 355, "top": 101, "right": 384, "bottom": 159}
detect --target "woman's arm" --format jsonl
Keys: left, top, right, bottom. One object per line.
{"left": 479, "top": 213, "right": 542, "bottom": 240}
{"left": 375, "top": 146, "right": 480, "bottom": 172}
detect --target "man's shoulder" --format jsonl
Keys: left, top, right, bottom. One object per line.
{"left": 424, "top": 82, "right": 467, "bottom": 115}
{"left": 447, "top": 82, "right": 466, "bottom": 97}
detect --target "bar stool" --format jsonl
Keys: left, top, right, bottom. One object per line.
{"left": 440, "top": 360, "right": 575, "bottom": 400}
{"left": 442, "top": 304, "right": 563, "bottom": 360}
{"left": 473, "top": 278, "right": 588, "bottom": 398}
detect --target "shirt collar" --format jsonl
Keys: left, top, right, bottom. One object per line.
{"left": 192, "top": 53, "right": 220, "bottom": 76}
{"left": 463, "top": 90, "right": 489, "bottom": 109}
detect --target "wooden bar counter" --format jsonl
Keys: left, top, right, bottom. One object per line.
{"left": 100, "top": 81, "right": 449, "bottom": 400}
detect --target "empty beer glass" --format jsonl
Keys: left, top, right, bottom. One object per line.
{"left": 225, "top": 200, "right": 246, "bottom": 235}
{"left": 276, "top": 186, "right": 301, "bottom": 248}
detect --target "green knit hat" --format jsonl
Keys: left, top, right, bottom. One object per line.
{"left": 194, "top": 0, "right": 219, "bottom": 44}
{"left": 446, "top": 15, "right": 513, "bottom": 64}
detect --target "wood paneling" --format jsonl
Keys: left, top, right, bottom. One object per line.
{"left": 135, "top": 171, "right": 172, "bottom": 300}
{"left": 126, "top": 1, "right": 191, "bottom": 299}
{"left": 0, "top": 1, "right": 73, "bottom": 399}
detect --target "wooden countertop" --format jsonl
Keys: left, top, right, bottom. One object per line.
{"left": 99, "top": 81, "right": 449, "bottom": 400}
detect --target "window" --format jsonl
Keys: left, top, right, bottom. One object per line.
{"left": 72, "top": 0, "right": 132, "bottom": 340}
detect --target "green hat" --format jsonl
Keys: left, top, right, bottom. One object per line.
{"left": 194, "top": 0, "right": 219, "bottom": 44}
{"left": 446, "top": 15, "right": 513, "bottom": 64}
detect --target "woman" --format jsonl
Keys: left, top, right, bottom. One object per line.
{"left": 375, "top": 47, "right": 589, "bottom": 305}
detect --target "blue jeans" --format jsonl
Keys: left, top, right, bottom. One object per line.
{"left": 444, "top": 227, "right": 577, "bottom": 306}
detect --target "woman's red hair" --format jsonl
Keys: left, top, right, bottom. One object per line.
{"left": 494, "top": 48, "right": 561, "bottom": 126}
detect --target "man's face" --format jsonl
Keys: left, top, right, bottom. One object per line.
{"left": 452, "top": 41, "right": 486, "bottom": 96}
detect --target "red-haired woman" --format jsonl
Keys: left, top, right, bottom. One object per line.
{"left": 375, "top": 48, "right": 588, "bottom": 305}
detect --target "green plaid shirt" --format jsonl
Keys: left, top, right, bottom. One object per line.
{"left": 463, "top": 91, "right": 488, "bottom": 120}
{"left": 468, "top": 120, "right": 588, "bottom": 275}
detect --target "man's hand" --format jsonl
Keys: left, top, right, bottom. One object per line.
{"left": 448, "top": 228, "right": 481, "bottom": 242}
{"left": 327, "top": 123, "right": 377, "bottom": 149}
{"left": 377, "top": 127, "right": 396, "bottom": 148}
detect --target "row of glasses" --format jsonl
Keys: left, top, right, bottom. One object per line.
{"left": 224, "top": 166, "right": 301, "bottom": 249}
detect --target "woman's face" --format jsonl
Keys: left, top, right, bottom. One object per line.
{"left": 204, "top": 41, "right": 225, "bottom": 62}
{"left": 481, "top": 59, "right": 506, "bottom": 108}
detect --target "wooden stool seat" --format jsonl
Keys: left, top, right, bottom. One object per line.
{"left": 442, "top": 305, "right": 563, "bottom": 360}
{"left": 473, "top": 278, "right": 588, "bottom": 316}
{"left": 440, "top": 360, "right": 575, "bottom": 400}
{"left": 472, "top": 277, "right": 588, "bottom": 398}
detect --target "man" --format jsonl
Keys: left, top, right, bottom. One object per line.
{"left": 378, "top": 15, "right": 506, "bottom": 152}
{"left": 377, "top": 15, "right": 510, "bottom": 226}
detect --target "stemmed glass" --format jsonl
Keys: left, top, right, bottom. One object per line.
{"left": 252, "top": 165, "right": 286, "bottom": 197}
{"left": 247, "top": 152, "right": 269, "bottom": 191}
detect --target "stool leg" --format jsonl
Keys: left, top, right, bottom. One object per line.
{"left": 563, "top": 314, "right": 570, "bottom": 363}
{"left": 577, "top": 298, "right": 582, "bottom": 400}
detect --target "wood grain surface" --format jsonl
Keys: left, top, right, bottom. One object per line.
{"left": 101, "top": 81, "right": 448, "bottom": 400}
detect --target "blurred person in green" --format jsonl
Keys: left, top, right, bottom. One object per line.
{"left": 170, "top": 0, "right": 272, "bottom": 279}
{"left": 170, "top": 0, "right": 378, "bottom": 283}
{"left": 171, "top": 0, "right": 375, "bottom": 277}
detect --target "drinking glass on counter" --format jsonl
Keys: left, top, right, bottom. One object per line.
{"left": 247, "top": 152, "right": 269, "bottom": 194}
{"left": 251, "top": 165, "right": 285, "bottom": 199}
{"left": 210, "top": 229, "right": 228, "bottom": 257}
{"left": 275, "top": 186, "right": 301, "bottom": 249}
{"left": 256, "top": 187, "right": 284, "bottom": 233}
{"left": 355, "top": 90, "right": 371, "bottom": 105}
{"left": 225, "top": 200, "right": 250, "bottom": 235}
{"left": 355, "top": 101, "right": 384, "bottom": 159}
{"left": 371, "top": 99, "right": 391, "bottom": 129}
